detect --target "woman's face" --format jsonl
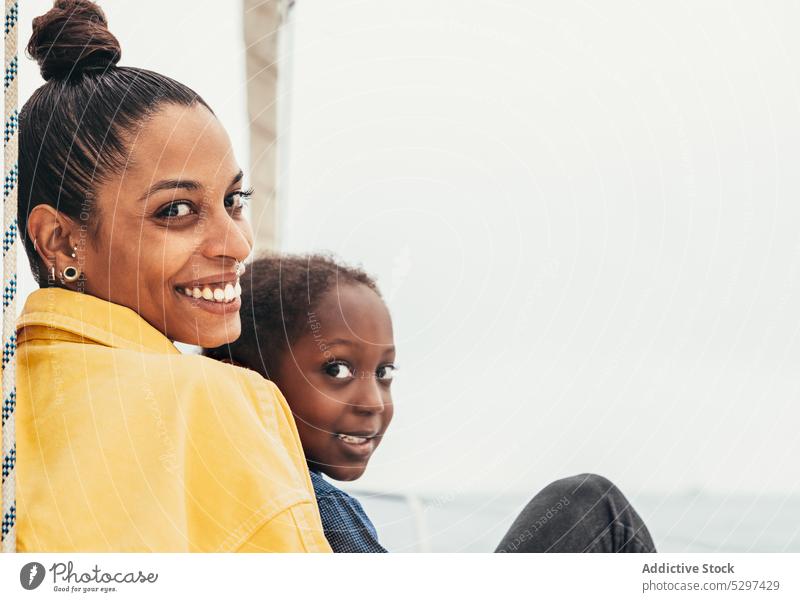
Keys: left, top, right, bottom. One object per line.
{"left": 83, "top": 103, "right": 253, "bottom": 347}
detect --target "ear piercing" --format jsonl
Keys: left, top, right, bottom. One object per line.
{"left": 58, "top": 245, "right": 81, "bottom": 284}
{"left": 60, "top": 266, "right": 81, "bottom": 283}
{"left": 235, "top": 261, "right": 246, "bottom": 277}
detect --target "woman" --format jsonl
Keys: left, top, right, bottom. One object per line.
{"left": 14, "top": 0, "right": 330, "bottom": 552}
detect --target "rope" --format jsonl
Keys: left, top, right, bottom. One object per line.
{"left": 2, "top": 0, "right": 18, "bottom": 553}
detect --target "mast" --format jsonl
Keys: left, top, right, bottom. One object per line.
{"left": 243, "top": 0, "right": 295, "bottom": 252}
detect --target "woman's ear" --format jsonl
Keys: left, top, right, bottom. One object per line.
{"left": 27, "top": 205, "right": 80, "bottom": 284}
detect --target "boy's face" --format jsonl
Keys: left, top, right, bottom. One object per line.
{"left": 273, "top": 283, "right": 396, "bottom": 481}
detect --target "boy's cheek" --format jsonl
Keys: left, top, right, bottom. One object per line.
{"left": 382, "top": 402, "right": 395, "bottom": 430}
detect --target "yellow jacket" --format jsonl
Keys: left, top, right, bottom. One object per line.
{"left": 13, "top": 288, "right": 331, "bottom": 552}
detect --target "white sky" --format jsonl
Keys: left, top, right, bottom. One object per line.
{"left": 16, "top": 0, "right": 800, "bottom": 498}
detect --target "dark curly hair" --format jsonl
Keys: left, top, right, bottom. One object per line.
{"left": 203, "top": 253, "right": 381, "bottom": 379}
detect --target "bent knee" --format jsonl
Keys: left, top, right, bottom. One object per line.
{"left": 543, "top": 473, "right": 621, "bottom": 506}
{"left": 573, "top": 473, "right": 616, "bottom": 495}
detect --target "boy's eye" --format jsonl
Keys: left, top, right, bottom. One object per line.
{"left": 157, "top": 201, "right": 193, "bottom": 219}
{"left": 376, "top": 364, "right": 396, "bottom": 382}
{"left": 324, "top": 361, "right": 354, "bottom": 380}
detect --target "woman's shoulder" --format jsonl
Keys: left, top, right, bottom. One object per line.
{"left": 178, "top": 353, "right": 275, "bottom": 387}
{"left": 136, "top": 352, "right": 283, "bottom": 400}
{"left": 177, "top": 354, "right": 290, "bottom": 410}
{"left": 16, "top": 331, "right": 318, "bottom": 552}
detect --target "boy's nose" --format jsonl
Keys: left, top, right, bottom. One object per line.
{"left": 351, "top": 377, "right": 386, "bottom": 414}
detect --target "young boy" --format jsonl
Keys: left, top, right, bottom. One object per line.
{"left": 207, "top": 255, "right": 658, "bottom": 554}
{"left": 205, "top": 253, "right": 395, "bottom": 552}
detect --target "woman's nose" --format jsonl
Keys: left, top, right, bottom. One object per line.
{"left": 204, "top": 208, "right": 253, "bottom": 262}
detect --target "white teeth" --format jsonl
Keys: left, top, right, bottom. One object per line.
{"left": 180, "top": 279, "right": 242, "bottom": 303}
{"left": 337, "top": 434, "right": 368, "bottom": 444}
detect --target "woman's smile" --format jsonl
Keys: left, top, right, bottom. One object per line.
{"left": 174, "top": 282, "right": 243, "bottom": 315}
{"left": 174, "top": 271, "right": 243, "bottom": 313}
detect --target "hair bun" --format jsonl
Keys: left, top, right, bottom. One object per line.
{"left": 27, "top": 0, "right": 121, "bottom": 82}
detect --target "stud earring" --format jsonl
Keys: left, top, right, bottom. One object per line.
{"left": 234, "top": 261, "right": 246, "bottom": 277}
{"left": 70, "top": 245, "right": 77, "bottom": 259}
{"left": 60, "top": 266, "right": 81, "bottom": 283}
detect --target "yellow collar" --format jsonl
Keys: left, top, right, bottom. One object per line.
{"left": 17, "top": 288, "right": 180, "bottom": 355}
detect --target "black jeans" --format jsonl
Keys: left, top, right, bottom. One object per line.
{"left": 495, "top": 474, "right": 656, "bottom": 553}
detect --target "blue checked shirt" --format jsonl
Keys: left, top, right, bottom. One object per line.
{"left": 310, "top": 470, "right": 387, "bottom": 553}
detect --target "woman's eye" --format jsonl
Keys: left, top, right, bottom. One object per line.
{"left": 224, "top": 193, "right": 240, "bottom": 209}
{"left": 324, "top": 362, "right": 354, "bottom": 380}
{"left": 157, "top": 201, "right": 193, "bottom": 219}
{"left": 377, "top": 364, "right": 396, "bottom": 381}
{"left": 225, "top": 188, "right": 253, "bottom": 211}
